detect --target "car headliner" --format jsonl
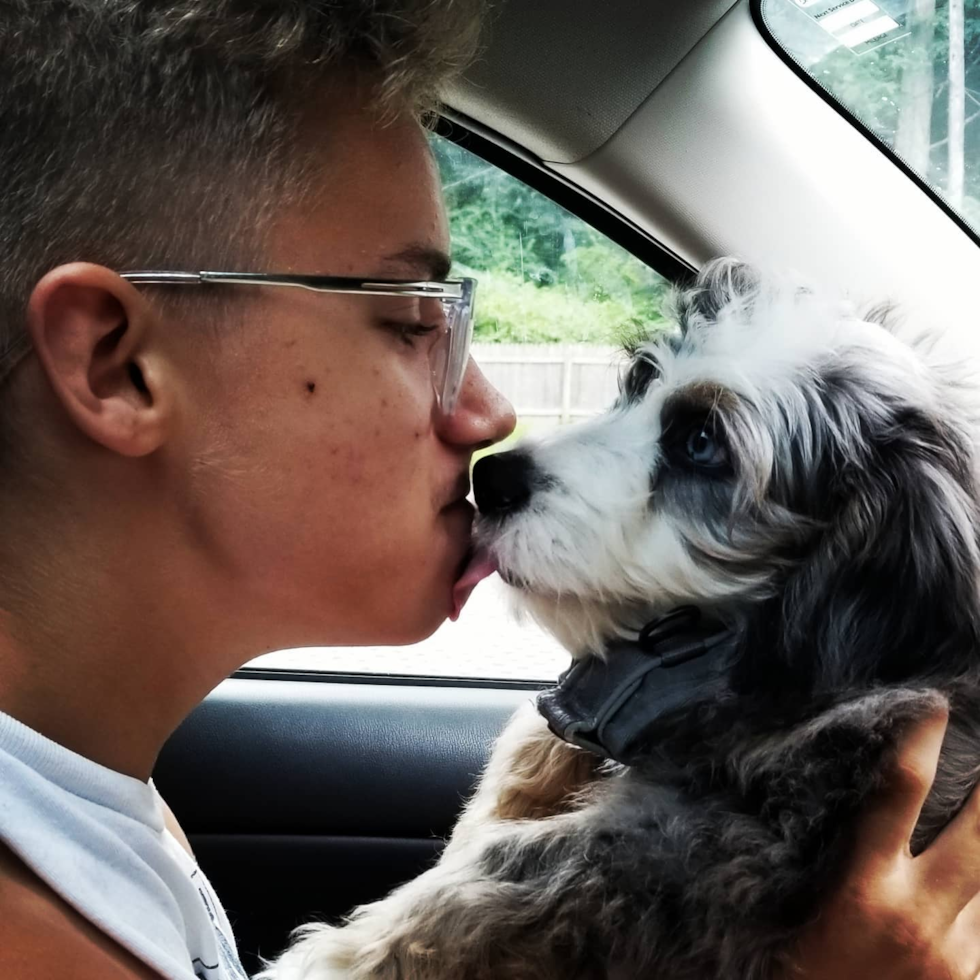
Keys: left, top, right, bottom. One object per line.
{"left": 443, "top": 0, "right": 980, "bottom": 356}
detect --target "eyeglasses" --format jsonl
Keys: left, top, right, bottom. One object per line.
{"left": 119, "top": 271, "right": 477, "bottom": 416}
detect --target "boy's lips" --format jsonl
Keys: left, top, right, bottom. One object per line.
{"left": 450, "top": 547, "right": 498, "bottom": 621}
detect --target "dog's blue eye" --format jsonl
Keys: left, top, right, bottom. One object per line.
{"left": 685, "top": 427, "right": 728, "bottom": 468}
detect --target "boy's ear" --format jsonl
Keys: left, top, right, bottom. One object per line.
{"left": 26, "top": 263, "right": 174, "bottom": 458}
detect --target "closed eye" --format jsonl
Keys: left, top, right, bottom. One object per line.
{"left": 382, "top": 321, "right": 441, "bottom": 347}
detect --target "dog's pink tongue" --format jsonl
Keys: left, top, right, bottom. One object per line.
{"left": 451, "top": 549, "right": 498, "bottom": 622}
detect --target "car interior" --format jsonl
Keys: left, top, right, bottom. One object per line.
{"left": 152, "top": 0, "right": 980, "bottom": 973}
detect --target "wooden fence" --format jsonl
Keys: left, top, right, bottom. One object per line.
{"left": 471, "top": 343, "right": 624, "bottom": 425}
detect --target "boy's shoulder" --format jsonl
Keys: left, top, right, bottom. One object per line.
{"left": 0, "top": 842, "right": 163, "bottom": 980}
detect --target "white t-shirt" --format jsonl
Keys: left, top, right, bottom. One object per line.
{"left": 0, "top": 708, "right": 249, "bottom": 980}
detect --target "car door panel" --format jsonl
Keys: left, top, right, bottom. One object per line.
{"left": 154, "top": 676, "right": 534, "bottom": 972}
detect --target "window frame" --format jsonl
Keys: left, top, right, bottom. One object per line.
{"left": 752, "top": 0, "right": 980, "bottom": 252}
{"left": 236, "top": 665, "right": 549, "bottom": 691}
{"left": 234, "top": 114, "right": 688, "bottom": 690}
{"left": 434, "top": 112, "right": 696, "bottom": 286}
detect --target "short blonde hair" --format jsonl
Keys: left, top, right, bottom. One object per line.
{"left": 0, "top": 0, "right": 483, "bottom": 376}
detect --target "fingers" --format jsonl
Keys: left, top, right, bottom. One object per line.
{"left": 917, "top": 772, "right": 980, "bottom": 922}
{"left": 850, "top": 708, "right": 949, "bottom": 876}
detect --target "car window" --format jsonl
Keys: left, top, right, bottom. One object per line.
{"left": 761, "top": 0, "right": 980, "bottom": 231}
{"left": 246, "top": 133, "right": 671, "bottom": 682}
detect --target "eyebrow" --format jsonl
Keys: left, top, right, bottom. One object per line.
{"left": 380, "top": 244, "right": 453, "bottom": 281}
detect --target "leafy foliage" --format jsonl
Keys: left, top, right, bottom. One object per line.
{"left": 432, "top": 136, "right": 671, "bottom": 344}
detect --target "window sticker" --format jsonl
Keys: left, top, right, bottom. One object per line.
{"left": 792, "top": 0, "right": 910, "bottom": 55}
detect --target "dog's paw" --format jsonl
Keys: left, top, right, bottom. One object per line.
{"left": 730, "top": 687, "right": 951, "bottom": 820}
{"left": 814, "top": 688, "right": 949, "bottom": 750}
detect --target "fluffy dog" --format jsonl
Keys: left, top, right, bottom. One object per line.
{"left": 261, "top": 259, "right": 980, "bottom": 980}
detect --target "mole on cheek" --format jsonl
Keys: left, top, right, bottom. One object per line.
{"left": 305, "top": 381, "right": 317, "bottom": 395}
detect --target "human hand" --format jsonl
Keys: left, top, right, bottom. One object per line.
{"left": 785, "top": 707, "right": 980, "bottom": 980}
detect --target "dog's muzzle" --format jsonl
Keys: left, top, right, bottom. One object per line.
{"left": 537, "top": 607, "right": 736, "bottom": 765}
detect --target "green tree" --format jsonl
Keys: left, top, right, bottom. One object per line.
{"left": 431, "top": 136, "right": 671, "bottom": 344}
{"left": 767, "top": 0, "right": 980, "bottom": 218}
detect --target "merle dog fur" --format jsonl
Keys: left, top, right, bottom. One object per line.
{"left": 263, "top": 259, "right": 980, "bottom": 980}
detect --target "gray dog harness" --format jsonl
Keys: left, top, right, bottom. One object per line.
{"left": 536, "top": 607, "right": 736, "bottom": 765}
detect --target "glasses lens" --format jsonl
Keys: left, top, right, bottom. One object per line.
{"left": 436, "top": 279, "right": 475, "bottom": 416}
{"left": 430, "top": 322, "right": 450, "bottom": 407}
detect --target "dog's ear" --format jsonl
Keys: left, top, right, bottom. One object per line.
{"left": 669, "top": 258, "right": 762, "bottom": 334}
{"left": 751, "top": 388, "right": 980, "bottom": 693}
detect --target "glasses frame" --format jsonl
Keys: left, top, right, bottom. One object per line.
{"left": 119, "top": 271, "right": 477, "bottom": 416}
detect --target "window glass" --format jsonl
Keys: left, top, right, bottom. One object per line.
{"left": 247, "top": 134, "right": 670, "bottom": 682}
{"left": 762, "top": 0, "right": 980, "bottom": 230}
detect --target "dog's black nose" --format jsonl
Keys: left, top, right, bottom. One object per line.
{"left": 473, "top": 451, "right": 535, "bottom": 516}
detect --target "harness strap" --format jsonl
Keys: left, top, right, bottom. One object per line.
{"left": 536, "top": 607, "right": 736, "bottom": 765}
